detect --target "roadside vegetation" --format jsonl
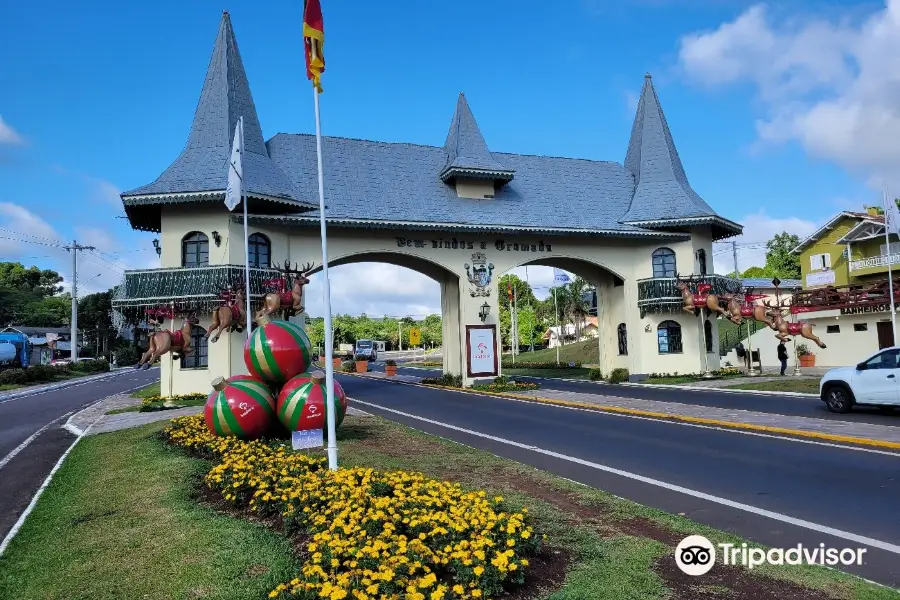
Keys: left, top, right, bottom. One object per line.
{"left": 505, "top": 339, "right": 600, "bottom": 366}
{"left": 0, "top": 358, "right": 110, "bottom": 392}
{"left": 727, "top": 378, "right": 821, "bottom": 394}
{"left": 0, "top": 414, "right": 892, "bottom": 600}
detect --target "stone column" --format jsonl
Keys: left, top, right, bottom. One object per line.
{"left": 440, "top": 275, "right": 462, "bottom": 376}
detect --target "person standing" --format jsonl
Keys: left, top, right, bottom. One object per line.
{"left": 777, "top": 341, "right": 788, "bottom": 376}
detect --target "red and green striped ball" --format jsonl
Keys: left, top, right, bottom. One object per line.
{"left": 204, "top": 375, "right": 276, "bottom": 439}
{"left": 277, "top": 371, "right": 348, "bottom": 432}
{"left": 243, "top": 316, "right": 312, "bottom": 386}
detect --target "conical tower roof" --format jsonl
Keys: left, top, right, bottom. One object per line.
{"left": 440, "top": 93, "right": 513, "bottom": 184}
{"left": 621, "top": 74, "right": 719, "bottom": 224}
{"left": 122, "top": 12, "right": 312, "bottom": 230}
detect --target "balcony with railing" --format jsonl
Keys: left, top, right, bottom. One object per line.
{"left": 848, "top": 252, "right": 900, "bottom": 273}
{"left": 791, "top": 277, "right": 900, "bottom": 314}
{"left": 636, "top": 275, "right": 743, "bottom": 318}
{"left": 111, "top": 264, "right": 283, "bottom": 323}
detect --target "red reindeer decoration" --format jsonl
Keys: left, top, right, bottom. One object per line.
{"left": 206, "top": 282, "right": 246, "bottom": 343}
{"left": 135, "top": 314, "right": 200, "bottom": 369}
{"left": 255, "top": 260, "right": 314, "bottom": 321}
{"left": 765, "top": 299, "right": 827, "bottom": 348}
{"left": 675, "top": 274, "right": 731, "bottom": 320}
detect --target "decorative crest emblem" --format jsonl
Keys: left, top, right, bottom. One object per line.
{"left": 464, "top": 252, "right": 494, "bottom": 297}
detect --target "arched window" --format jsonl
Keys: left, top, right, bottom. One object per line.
{"left": 617, "top": 323, "right": 628, "bottom": 355}
{"left": 697, "top": 249, "right": 707, "bottom": 276}
{"left": 181, "top": 325, "right": 208, "bottom": 369}
{"left": 657, "top": 320, "right": 682, "bottom": 354}
{"left": 248, "top": 233, "right": 271, "bottom": 268}
{"left": 652, "top": 248, "right": 677, "bottom": 278}
{"left": 704, "top": 319, "right": 713, "bottom": 353}
{"left": 182, "top": 232, "right": 209, "bottom": 267}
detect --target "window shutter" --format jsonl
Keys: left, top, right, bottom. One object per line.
{"left": 824, "top": 253, "right": 832, "bottom": 268}
{"left": 810, "top": 255, "right": 818, "bottom": 270}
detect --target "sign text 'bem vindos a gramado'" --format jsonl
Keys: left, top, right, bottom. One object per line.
{"left": 394, "top": 237, "right": 554, "bottom": 253}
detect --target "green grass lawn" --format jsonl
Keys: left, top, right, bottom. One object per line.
{"left": 0, "top": 423, "right": 299, "bottom": 600}
{"left": 1, "top": 415, "right": 891, "bottom": 599}
{"left": 727, "top": 378, "right": 822, "bottom": 394}
{"left": 505, "top": 339, "right": 602, "bottom": 365}
{"left": 504, "top": 366, "right": 592, "bottom": 380}
{"left": 132, "top": 381, "right": 160, "bottom": 398}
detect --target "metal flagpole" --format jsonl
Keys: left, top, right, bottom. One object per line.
{"left": 313, "top": 87, "right": 338, "bottom": 471}
{"left": 513, "top": 285, "right": 518, "bottom": 362}
{"left": 239, "top": 117, "right": 252, "bottom": 337}
{"left": 884, "top": 184, "right": 898, "bottom": 343}
{"left": 553, "top": 286, "right": 560, "bottom": 366}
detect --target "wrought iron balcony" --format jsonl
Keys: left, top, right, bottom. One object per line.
{"left": 111, "top": 264, "right": 283, "bottom": 323}
{"left": 637, "top": 275, "right": 742, "bottom": 318}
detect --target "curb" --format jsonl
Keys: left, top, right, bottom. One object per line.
{"left": 619, "top": 381, "right": 820, "bottom": 398}
{"left": 0, "top": 369, "right": 140, "bottom": 404}
{"left": 340, "top": 372, "right": 900, "bottom": 451}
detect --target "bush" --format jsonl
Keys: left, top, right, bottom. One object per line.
{"left": 384, "top": 359, "right": 396, "bottom": 366}
{"left": 608, "top": 367, "right": 630, "bottom": 384}
{"left": 140, "top": 393, "right": 206, "bottom": 412}
{"left": 421, "top": 373, "right": 463, "bottom": 387}
{"left": 340, "top": 361, "right": 354, "bottom": 373}
{"left": 471, "top": 376, "right": 540, "bottom": 393}
{"left": 500, "top": 361, "right": 582, "bottom": 369}
{"left": 163, "top": 415, "right": 540, "bottom": 600}
{"left": 589, "top": 368, "right": 604, "bottom": 381}
{"left": 421, "top": 360, "right": 442, "bottom": 367}
{"left": 0, "top": 368, "right": 28, "bottom": 385}
{"left": 71, "top": 358, "right": 110, "bottom": 373}
{"left": 114, "top": 346, "right": 141, "bottom": 367}
{"left": 26, "top": 364, "right": 57, "bottom": 383}
{"left": 608, "top": 368, "right": 629, "bottom": 384}
{"left": 354, "top": 354, "right": 370, "bottom": 362}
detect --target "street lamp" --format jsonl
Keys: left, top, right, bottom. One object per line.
{"left": 152, "top": 238, "right": 161, "bottom": 256}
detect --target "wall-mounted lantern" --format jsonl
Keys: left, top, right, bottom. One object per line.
{"left": 479, "top": 302, "right": 491, "bottom": 322}
{"left": 211, "top": 231, "right": 222, "bottom": 247}
{"left": 152, "top": 238, "right": 161, "bottom": 257}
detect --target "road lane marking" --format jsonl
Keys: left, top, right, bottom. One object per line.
{"left": 0, "top": 369, "right": 154, "bottom": 405}
{"left": 342, "top": 374, "right": 900, "bottom": 453}
{"left": 351, "top": 398, "right": 900, "bottom": 556}
{"left": 0, "top": 410, "right": 75, "bottom": 472}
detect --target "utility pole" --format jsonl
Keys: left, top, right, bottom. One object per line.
{"left": 66, "top": 240, "right": 96, "bottom": 361}
{"left": 732, "top": 240, "right": 739, "bottom": 277}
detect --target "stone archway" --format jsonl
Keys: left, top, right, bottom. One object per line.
{"left": 500, "top": 255, "right": 634, "bottom": 374}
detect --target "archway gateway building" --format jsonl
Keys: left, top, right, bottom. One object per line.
{"left": 112, "top": 12, "right": 743, "bottom": 394}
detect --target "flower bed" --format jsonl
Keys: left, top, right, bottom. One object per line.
{"left": 163, "top": 415, "right": 540, "bottom": 600}
{"left": 499, "top": 361, "right": 581, "bottom": 369}
{"left": 140, "top": 393, "right": 206, "bottom": 412}
{"left": 471, "top": 381, "right": 539, "bottom": 393}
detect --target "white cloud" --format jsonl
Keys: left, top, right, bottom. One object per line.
{"left": 712, "top": 211, "right": 819, "bottom": 274}
{"left": 85, "top": 177, "right": 122, "bottom": 208}
{"left": 678, "top": 1, "right": 900, "bottom": 189}
{"left": 0, "top": 116, "right": 24, "bottom": 145}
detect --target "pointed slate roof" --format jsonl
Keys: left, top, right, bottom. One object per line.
{"left": 621, "top": 74, "right": 737, "bottom": 236}
{"left": 440, "top": 93, "right": 514, "bottom": 184}
{"left": 122, "top": 11, "right": 313, "bottom": 231}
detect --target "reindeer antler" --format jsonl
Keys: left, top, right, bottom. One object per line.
{"left": 299, "top": 261, "right": 314, "bottom": 274}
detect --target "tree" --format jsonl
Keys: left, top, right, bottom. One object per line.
{"left": 741, "top": 266, "right": 771, "bottom": 278}
{"left": 764, "top": 232, "right": 802, "bottom": 279}
{"left": 0, "top": 263, "right": 63, "bottom": 297}
{"left": 21, "top": 295, "right": 70, "bottom": 327}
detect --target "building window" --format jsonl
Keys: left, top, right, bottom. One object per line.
{"left": 657, "top": 320, "right": 682, "bottom": 354}
{"left": 826, "top": 325, "right": 840, "bottom": 333}
{"left": 704, "top": 319, "right": 713, "bottom": 352}
{"left": 652, "top": 248, "right": 677, "bottom": 278}
{"left": 181, "top": 325, "right": 208, "bottom": 369}
{"left": 617, "top": 323, "right": 627, "bottom": 355}
{"left": 182, "top": 232, "right": 209, "bottom": 267}
{"left": 697, "top": 249, "right": 707, "bottom": 276}
{"left": 809, "top": 253, "right": 831, "bottom": 271}
{"left": 854, "top": 323, "right": 868, "bottom": 332}
{"left": 248, "top": 233, "right": 271, "bottom": 268}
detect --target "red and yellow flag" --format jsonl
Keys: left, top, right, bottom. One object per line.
{"left": 303, "top": 0, "right": 325, "bottom": 92}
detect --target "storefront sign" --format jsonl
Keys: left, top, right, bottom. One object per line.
{"left": 466, "top": 324, "right": 498, "bottom": 378}
{"left": 840, "top": 304, "right": 891, "bottom": 315}
{"left": 395, "top": 237, "right": 553, "bottom": 253}
{"left": 806, "top": 270, "right": 835, "bottom": 287}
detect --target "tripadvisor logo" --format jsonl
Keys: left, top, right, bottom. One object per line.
{"left": 675, "top": 535, "right": 868, "bottom": 576}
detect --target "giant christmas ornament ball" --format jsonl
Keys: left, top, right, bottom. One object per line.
{"left": 277, "top": 370, "right": 348, "bottom": 432}
{"left": 244, "top": 315, "right": 313, "bottom": 385}
{"left": 204, "top": 375, "right": 276, "bottom": 439}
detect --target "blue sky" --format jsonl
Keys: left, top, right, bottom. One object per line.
{"left": 0, "top": 0, "right": 893, "bottom": 316}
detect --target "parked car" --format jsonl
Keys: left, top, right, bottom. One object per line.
{"left": 819, "top": 347, "right": 900, "bottom": 413}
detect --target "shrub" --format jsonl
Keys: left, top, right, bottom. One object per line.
{"left": 71, "top": 358, "right": 110, "bottom": 373}
{"left": 422, "top": 360, "right": 442, "bottom": 367}
{"left": 340, "top": 361, "right": 354, "bottom": 373}
{"left": 0, "top": 368, "right": 28, "bottom": 385}
{"left": 114, "top": 346, "right": 141, "bottom": 367}
{"left": 421, "top": 372, "right": 463, "bottom": 387}
{"left": 354, "top": 354, "right": 370, "bottom": 362}
{"left": 26, "top": 364, "right": 57, "bottom": 383}
{"left": 589, "top": 368, "right": 604, "bottom": 381}
{"left": 140, "top": 393, "right": 206, "bottom": 412}
{"left": 163, "top": 415, "right": 540, "bottom": 600}
{"left": 384, "top": 359, "right": 396, "bottom": 366}
{"left": 608, "top": 367, "right": 630, "bottom": 384}
{"left": 472, "top": 376, "right": 540, "bottom": 393}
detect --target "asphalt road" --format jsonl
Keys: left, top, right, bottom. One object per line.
{"left": 375, "top": 364, "right": 900, "bottom": 426}
{"left": 0, "top": 368, "right": 158, "bottom": 544}
{"left": 337, "top": 374, "right": 900, "bottom": 587}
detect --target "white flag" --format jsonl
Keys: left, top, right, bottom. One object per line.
{"left": 884, "top": 186, "right": 900, "bottom": 238}
{"left": 553, "top": 268, "right": 571, "bottom": 287}
{"left": 224, "top": 119, "right": 243, "bottom": 211}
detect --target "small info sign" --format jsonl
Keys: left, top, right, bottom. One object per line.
{"left": 292, "top": 429, "right": 324, "bottom": 450}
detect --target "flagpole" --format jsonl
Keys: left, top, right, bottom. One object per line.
{"left": 313, "top": 87, "right": 339, "bottom": 471}
{"left": 553, "top": 286, "right": 560, "bottom": 366}
{"left": 513, "top": 285, "right": 518, "bottom": 362}
{"left": 239, "top": 117, "right": 253, "bottom": 337}
{"left": 884, "top": 184, "right": 897, "bottom": 342}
